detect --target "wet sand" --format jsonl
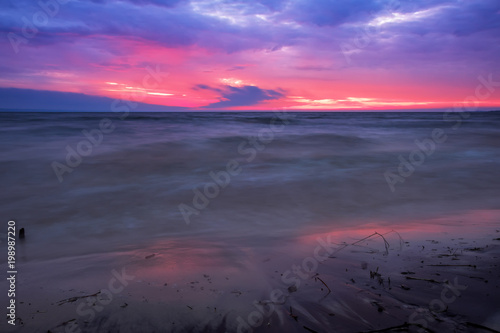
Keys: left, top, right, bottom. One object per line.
{"left": 4, "top": 211, "right": 500, "bottom": 333}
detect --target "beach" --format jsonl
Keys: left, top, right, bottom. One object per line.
{"left": 2, "top": 0, "right": 500, "bottom": 330}
{"left": 4, "top": 213, "right": 500, "bottom": 332}
{"left": 1, "top": 111, "right": 500, "bottom": 332}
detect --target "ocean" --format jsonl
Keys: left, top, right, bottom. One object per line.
{"left": 1, "top": 111, "right": 500, "bottom": 259}
{"left": 1, "top": 111, "right": 500, "bottom": 332}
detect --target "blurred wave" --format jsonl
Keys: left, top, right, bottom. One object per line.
{"left": 1, "top": 111, "right": 499, "bottom": 261}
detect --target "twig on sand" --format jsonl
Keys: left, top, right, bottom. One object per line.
{"left": 351, "top": 232, "right": 390, "bottom": 255}
{"left": 389, "top": 229, "right": 405, "bottom": 251}
{"left": 354, "top": 230, "right": 403, "bottom": 255}
{"left": 427, "top": 264, "right": 476, "bottom": 268}
{"left": 288, "top": 306, "right": 298, "bottom": 321}
{"left": 313, "top": 274, "right": 331, "bottom": 294}
{"left": 405, "top": 276, "right": 440, "bottom": 284}
{"left": 467, "top": 275, "right": 487, "bottom": 281}
{"left": 325, "top": 230, "right": 404, "bottom": 260}
{"left": 55, "top": 318, "right": 77, "bottom": 328}
{"left": 370, "top": 267, "right": 381, "bottom": 279}
{"left": 57, "top": 292, "right": 100, "bottom": 305}
{"left": 361, "top": 322, "right": 435, "bottom": 332}
{"left": 466, "top": 322, "right": 500, "bottom": 333}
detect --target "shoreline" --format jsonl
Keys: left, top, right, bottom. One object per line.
{"left": 3, "top": 215, "right": 500, "bottom": 333}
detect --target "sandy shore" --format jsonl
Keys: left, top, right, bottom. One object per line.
{"left": 3, "top": 213, "right": 500, "bottom": 333}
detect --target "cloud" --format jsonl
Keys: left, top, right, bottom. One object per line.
{"left": 203, "top": 85, "right": 284, "bottom": 108}
{"left": 75, "top": 0, "right": 186, "bottom": 7}
{"left": 286, "top": 0, "right": 384, "bottom": 27}
{"left": 227, "top": 65, "right": 247, "bottom": 71}
{"left": 193, "top": 84, "right": 212, "bottom": 90}
{"left": 119, "top": 0, "right": 186, "bottom": 8}
{"left": 192, "top": 84, "right": 223, "bottom": 92}
{"left": 0, "top": 0, "right": 303, "bottom": 54}
{"left": 0, "top": 0, "right": 499, "bottom": 111}
{"left": 0, "top": 88, "right": 186, "bottom": 111}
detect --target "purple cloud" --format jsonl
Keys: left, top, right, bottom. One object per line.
{"left": 0, "top": 0, "right": 499, "bottom": 111}
{"left": 0, "top": 88, "right": 187, "bottom": 111}
{"left": 287, "top": 0, "right": 384, "bottom": 27}
{"left": 203, "top": 85, "right": 284, "bottom": 108}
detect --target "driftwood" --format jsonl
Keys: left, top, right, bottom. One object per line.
{"left": 57, "top": 292, "right": 100, "bottom": 305}
{"left": 405, "top": 276, "right": 440, "bottom": 283}
{"left": 465, "top": 322, "right": 500, "bottom": 333}
{"left": 361, "top": 322, "right": 435, "bottom": 332}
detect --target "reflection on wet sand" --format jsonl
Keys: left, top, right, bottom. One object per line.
{"left": 8, "top": 210, "right": 500, "bottom": 332}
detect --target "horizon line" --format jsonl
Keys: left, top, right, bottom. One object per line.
{"left": 1, "top": 108, "right": 499, "bottom": 113}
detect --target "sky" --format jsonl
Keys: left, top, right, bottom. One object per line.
{"left": 1, "top": 0, "right": 499, "bottom": 111}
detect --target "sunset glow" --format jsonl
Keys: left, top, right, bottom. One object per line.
{"left": 1, "top": 0, "right": 499, "bottom": 111}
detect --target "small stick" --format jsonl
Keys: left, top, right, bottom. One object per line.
{"left": 288, "top": 306, "right": 298, "bottom": 321}
{"left": 427, "top": 264, "right": 476, "bottom": 268}
{"left": 303, "top": 326, "right": 319, "bottom": 333}
{"left": 466, "top": 322, "right": 500, "bottom": 333}
{"left": 361, "top": 322, "right": 435, "bottom": 333}
{"left": 57, "top": 292, "right": 100, "bottom": 305}
{"left": 314, "top": 275, "right": 331, "bottom": 293}
{"left": 405, "top": 276, "right": 440, "bottom": 283}
{"left": 55, "top": 318, "right": 77, "bottom": 328}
